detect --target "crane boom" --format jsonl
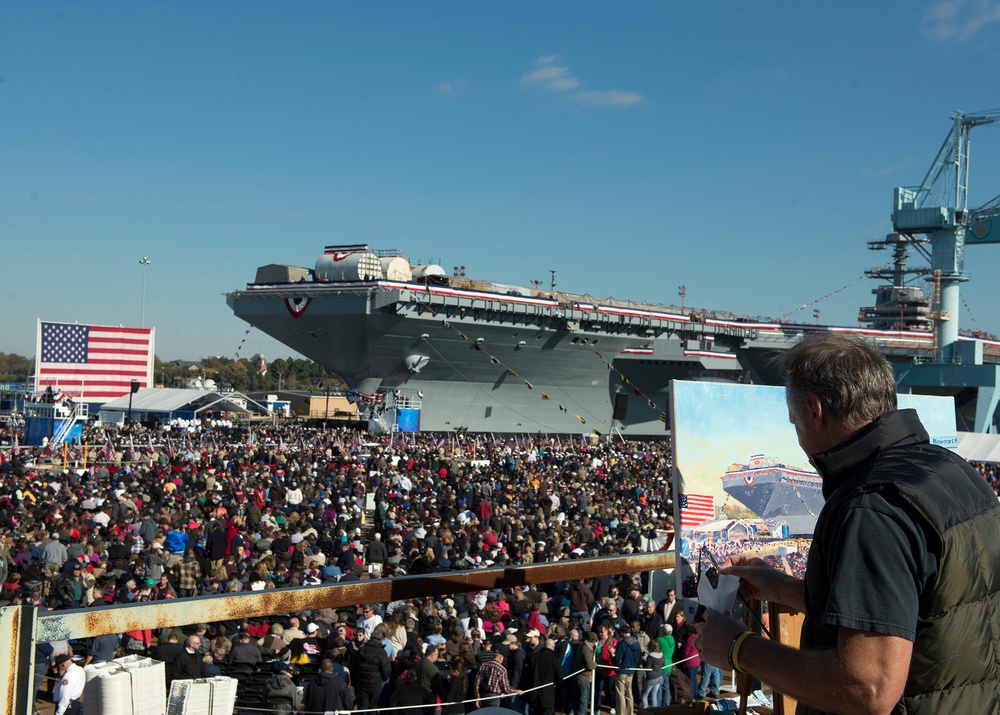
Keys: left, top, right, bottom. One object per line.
{"left": 893, "top": 110, "right": 999, "bottom": 233}
{"left": 890, "top": 110, "right": 1000, "bottom": 358}
{"left": 967, "top": 192, "right": 1000, "bottom": 244}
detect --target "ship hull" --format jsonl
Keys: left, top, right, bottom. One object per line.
{"left": 227, "top": 283, "right": 743, "bottom": 434}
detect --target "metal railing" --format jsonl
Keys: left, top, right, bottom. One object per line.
{"left": 50, "top": 403, "right": 88, "bottom": 445}
{"left": 1, "top": 550, "right": 675, "bottom": 715}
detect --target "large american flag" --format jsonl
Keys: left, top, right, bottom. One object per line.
{"left": 36, "top": 320, "right": 154, "bottom": 401}
{"left": 678, "top": 493, "right": 715, "bottom": 529}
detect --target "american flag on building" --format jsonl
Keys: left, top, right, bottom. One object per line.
{"left": 678, "top": 493, "right": 715, "bottom": 528}
{"left": 36, "top": 321, "right": 154, "bottom": 401}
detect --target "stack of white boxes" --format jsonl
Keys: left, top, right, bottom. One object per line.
{"left": 82, "top": 655, "right": 166, "bottom": 715}
{"left": 166, "top": 677, "right": 239, "bottom": 715}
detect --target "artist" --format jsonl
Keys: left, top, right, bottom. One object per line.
{"left": 696, "top": 334, "right": 1000, "bottom": 715}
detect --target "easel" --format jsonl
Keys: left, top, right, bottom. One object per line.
{"left": 736, "top": 599, "right": 804, "bottom": 715}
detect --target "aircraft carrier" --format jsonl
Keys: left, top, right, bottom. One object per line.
{"left": 226, "top": 244, "right": 1000, "bottom": 435}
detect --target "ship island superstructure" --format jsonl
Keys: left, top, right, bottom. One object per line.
{"left": 226, "top": 244, "right": 1000, "bottom": 435}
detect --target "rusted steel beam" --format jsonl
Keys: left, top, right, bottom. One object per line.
{"left": 36, "top": 551, "right": 674, "bottom": 643}
{"left": 0, "top": 605, "right": 36, "bottom": 715}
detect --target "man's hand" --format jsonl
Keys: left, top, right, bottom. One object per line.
{"left": 720, "top": 555, "right": 770, "bottom": 599}
{"left": 696, "top": 609, "right": 747, "bottom": 669}
{"left": 721, "top": 554, "right": 805, "bottom": 612}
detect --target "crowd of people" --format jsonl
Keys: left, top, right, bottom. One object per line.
{"left": 37, "top": 580, "right": 701, "bottom": 715}
{"left": 0, "top": 422, "right": 685, "bottom": 714}
{"left": 2, "top": 418, "right": 998, "bottom": 714}
{"left": 0, "top": 423, "right": 676, "bottom": 599}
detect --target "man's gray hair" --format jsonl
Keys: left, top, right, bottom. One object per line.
{"left": 777, "top": 334, "right": 896, "bottom": 426}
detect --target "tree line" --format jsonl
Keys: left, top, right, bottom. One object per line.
{"left": 0, "top": 352, "right": 345, "bottom": 393}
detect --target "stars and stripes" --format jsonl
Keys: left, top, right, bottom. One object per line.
{"left": 679, "top": 493, "right": 715, "bottom": 528}
{"left": 37, "top": 321, "right": 153, "bottom": 401}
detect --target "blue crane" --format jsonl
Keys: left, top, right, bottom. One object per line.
{"left": 892, "top": 109, "right": 1000, "bottom": 358}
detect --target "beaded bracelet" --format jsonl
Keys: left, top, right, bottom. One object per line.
{"left": 728, "top": 631, "right": 755, "bottom": 673}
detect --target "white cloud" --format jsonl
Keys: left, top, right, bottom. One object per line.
{"left": 922, "top": 0, "right": 1000, "bottom": 40}
{"left": 434, "top": 78, "right": 467, "bottom": 94}
{"left": 571, "top": 89, "right": 643, "bottom": 107}
{"left": 520, "top": 55, "right": 580, "bottom": 92}
{"left": 521, "top": 55, "right": 642, "bottom": 108}
{"left": 860, "top": 157, "right": 919, "bottom": 178}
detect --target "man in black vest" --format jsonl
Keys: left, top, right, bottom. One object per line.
{"left": 697, "top": 334, "right": 1000, "bottom": 715}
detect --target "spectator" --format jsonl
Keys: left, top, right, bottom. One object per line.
{"left": 350, "top": 620, "right": 391, "bottom": 711}
{"left": 527, "top": 638, "right": 562, "bottom": 715}
{"left": 227, "top": 631, "right": 262, "bottom": 675}
{"left": 263, "top": 661, "right": 302, "bottom": 714}
{"left": 83, "top": 633, "right": 120, "bottom": 666}
{"left": 170, "top": 636, "right": 204, "bottom": 683}
{"left": 475, "top": 646, "right": 522, "bottom": 709}
{"left": 302, "top": 658, "right": 354, "bottom": 713}
{"left": 611, "top": 629, "right": 640, "bottom": 715}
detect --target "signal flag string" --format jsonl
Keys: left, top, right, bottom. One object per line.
{"left": 411, "top": 295, "right": 609, "bottom": 430}
{"left": 779, "top": 258, "right": 893, "bottom": 321}
{"left": 411, "top": 292, "right": 672, "bottom": 428}
{"left": 233, "top": 327, "right": 253, "bottom": 362}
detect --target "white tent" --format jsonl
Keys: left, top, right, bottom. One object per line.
{"left": 97, "top": 388, "right": 267, "bottom": 423}
{"left": 955, "top": 431, "right": 1000, "bottom": 463}
{"left": 691, "top": 519, "right": 754, "bottom": 539}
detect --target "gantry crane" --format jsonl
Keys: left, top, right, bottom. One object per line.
{"left": 891, "top": 109, "right": 1000, "bottom": 358}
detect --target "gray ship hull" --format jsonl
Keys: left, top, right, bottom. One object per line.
{"left": 226, "top": 281, "right": 744, "bottom": 434}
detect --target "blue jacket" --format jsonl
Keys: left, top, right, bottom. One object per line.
{"left": 611, "top": 634, "right": 641, "bottom": 675}
{"left": 165, "top": 530, "right": 189, "bottom": 555}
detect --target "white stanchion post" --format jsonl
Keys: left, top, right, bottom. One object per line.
{"left": 590, "top": 668, "right": 596, "bottom": 715}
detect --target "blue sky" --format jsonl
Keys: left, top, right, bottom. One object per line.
{"left": 4, "top": 1, "right": 1000, "bottom": 362}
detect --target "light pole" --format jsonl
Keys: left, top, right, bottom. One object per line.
{"left": 139, "top": 257, "right": 151, "bottom": 327}
{"left": 678, "top": 285, "right": 687, "bottom": 314}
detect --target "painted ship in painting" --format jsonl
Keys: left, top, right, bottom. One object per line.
{"left": 721, "top": 454, "right": 824, "bottom": 536}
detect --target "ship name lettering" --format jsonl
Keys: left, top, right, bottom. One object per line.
{"left": 716, "top": 326, "right": 759, "bottom": 340}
